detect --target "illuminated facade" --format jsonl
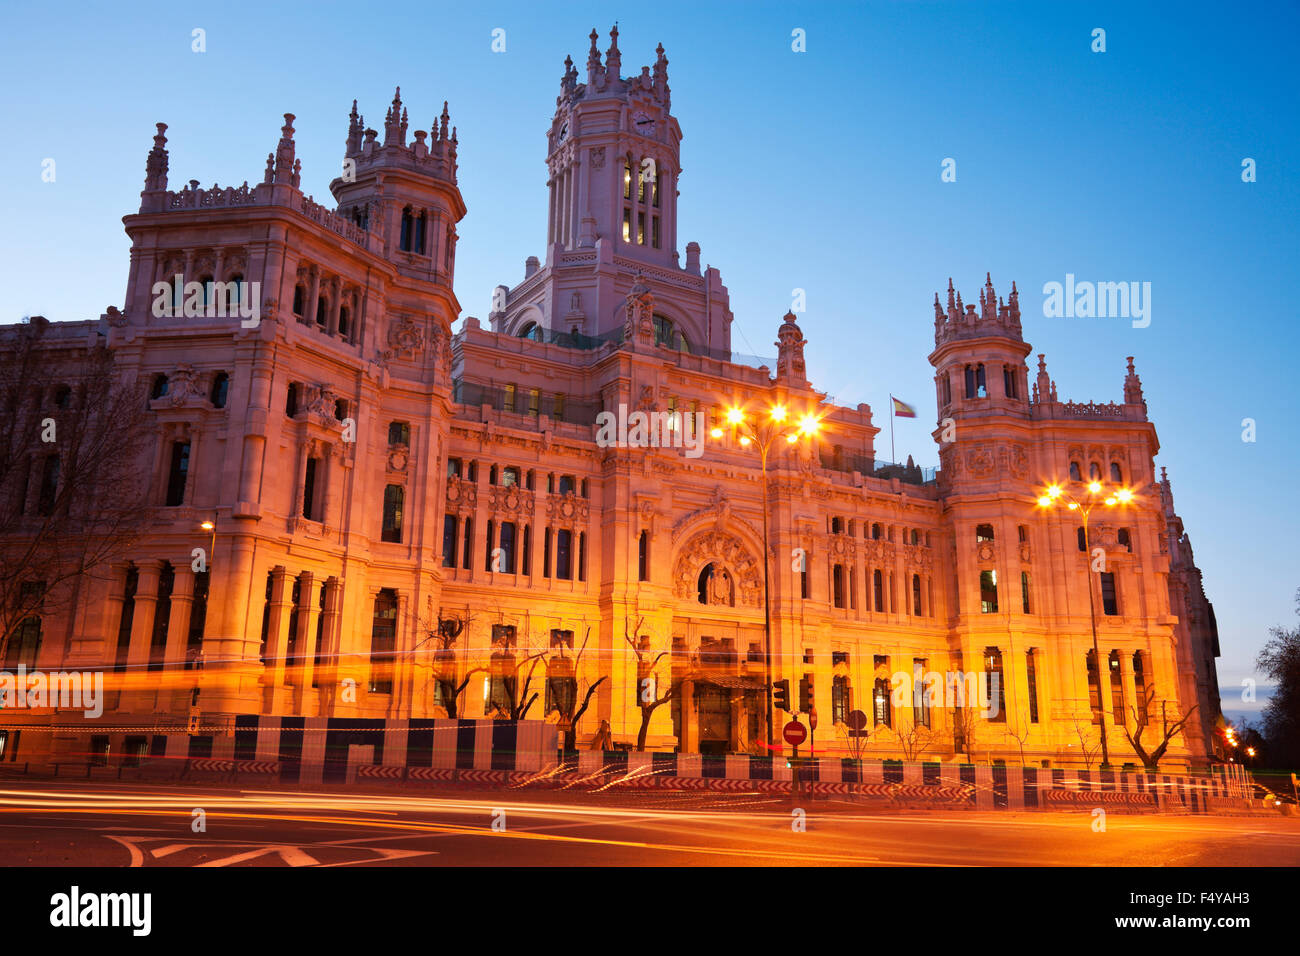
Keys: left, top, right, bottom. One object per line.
{"left": 1, "top": 27, "right": 1221, "bottom": 770}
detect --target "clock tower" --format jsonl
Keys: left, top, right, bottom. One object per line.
{"left": 545, "top": 26, "right": 680, "bottom": 269}
{"left": 491, "top": 27, "right": 732, "bottom": 357}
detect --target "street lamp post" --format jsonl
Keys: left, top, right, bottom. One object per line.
{"left": 712, "top": 404, "right": 820, "bottom": 748}
{"left": 1036, "top": 480, "right": 1133, "bottom": 771}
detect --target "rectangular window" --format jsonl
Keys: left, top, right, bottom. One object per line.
{"left": 543, "top": 528, "right": 552, "bottom": 578}
{"left": 832, "top": 565, "right": 844, "bottom": 609}
{"left": 553, "top": 393, "right": 566, "bottom": 422}
{"left": 442, "top": 515, "right": 458, "bottom": 567}
{"left": 1021, "top": 571, "right": 1031, "bottom": 614}
{"left": 369, "top": 589, "right": 398, "bottom": 694}
{"left": 462, "top": 517, "right": 473, "bottom": 569}
{"left": 651, "top": 216, "right": 660, "bottom": 248}
{"left": 498, "top": 522, "right": 517, "bottom": 574}
{"left": 979, "top": 569, "right": 998, "bottom": 613}
{"left": 165, "top": 443, "right": 189, "bottom": 507}
{"left": 37, "top": 454, "right": 60, "bottom": 515}
{"left": 555, "top": 529, "right": 573, "bottom": 580}
{"left": 114, "top": 568, "right": 137, "bottom": 673}
{"left": 913, "top": 659, "right": 930, "bottom": 728}
{"left": 503, "top": 383, "right": 516, "bottom": 413}
{"left": 1026, "top": 649, "right": 1039, "bottom": 723}
{"left": 527, "top": 389, "right": 540, "bottom": 417}
{"left": 637, "top": 212, "right": 645, "bottom": 245}
{"left": 447, "top": 457, "right": 462, "bottom": 478}
{"left": 1109, "top": 651, "right": 1125, "bottom": 725}
{"left": 492, "top": 624, "right": 517, "bottom": 647}
{"left": 1100, "top": 572, "right": 1119, "bottom": 616}
{"left": 1086, "top": 651, "right": 1103, "bottom": 724}
{"left": 550, "top": 629, "right": 574, "bottom": 649}
{"left": 381, "top": 484, "right": 404, "bottom": 543}
{"left": 638, "top": 531, "right": 648, "bottom": 582}
{"left": 302, "top": 457, "right": 319, "bottom": 519}
{"left": 831, "top": 675, "right": 849, "bottom": 725}
{"left": 622, "top": 208, "right": 631, "bottom": 242}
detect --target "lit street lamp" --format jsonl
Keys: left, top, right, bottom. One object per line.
{"left": 712, "top": 403, "right": 821, "bottom": 748}
{"left": 1035, "top": 479, "right": 1134, "bottom": 771}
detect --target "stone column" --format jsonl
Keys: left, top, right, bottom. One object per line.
{"left": 294, "top": 572, "right": 320, "bottom": 716}
{"left": 306, "top": 266, "right": 321, "bottom": 327}
{"left": 261, "top": 566, "right": 293, "bottom": 712}
{"left": 124, "top": 561, "right": 162, "bottom": 711}
{"left": 160, "top": 569, "right": 195, "bottom": 711}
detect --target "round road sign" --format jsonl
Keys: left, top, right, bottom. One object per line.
{"left": 783, "top": 720, "right": 807, "bottom": 746}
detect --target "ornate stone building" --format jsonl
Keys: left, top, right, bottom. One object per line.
{"left": 0, "top": 27, "right": 1221, "bottom": 769}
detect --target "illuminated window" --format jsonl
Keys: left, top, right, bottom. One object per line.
{"left": 979, "top": 570, "right": 998, "bottom": 613}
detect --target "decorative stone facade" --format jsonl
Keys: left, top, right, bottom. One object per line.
{"left": 0, "top": 27, "right": 1221, "bottom": 769}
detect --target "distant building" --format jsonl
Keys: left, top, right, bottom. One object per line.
{"left": 0, "top": 27, "right": 1220, "bottom": 770}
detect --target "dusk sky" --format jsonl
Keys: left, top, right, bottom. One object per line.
{"left": 1, "top": 1, "right": 1296, "bottom": 720}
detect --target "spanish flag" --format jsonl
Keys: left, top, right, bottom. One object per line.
{"left": 891, "top": 396, "right": 916, "bottom": 418}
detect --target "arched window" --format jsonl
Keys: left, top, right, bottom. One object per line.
{"left": 872, "top": 569, "right": 884, "bottom": 612}
{"left": 652, "top": 314, "right": 690, "bottom": 353}
{"left": 339, "top": 306, "right": 350, "bottom": 338}
{"left": 1069, "top": 461, "right": 1082, "bottom": 481}
{"left": 414, "top": 210, "right": 427, "bottom": 254}
{"left": 964, "top": 363, "right": 987, "bottom": 398}
{"left": 210, "top": 372, "right": 229, "bottom": 408}
{"left": 316, "top": 296, "right": 328, "bottom": 329}
{"left": 1110, "top": 462, "right": 1122, "bottom": 483}
{"left": 832, "top": 675, "right": 850, "bottom": 724}
{"left": 285, "top": 382, "right": 299, "bottom": 417}
{"left": 149, "top": 374, "right": 169, "bottom": 401}
{"left": 198, "top": 275, "right": 215, "bottom": 310}
{"left": 382, "top": 484, "right": 404, "bottom": 542}
{"left": 873, "top": 677, "right": 892, "bottom": 728}
{"left": 1089, "top": 462, "right": 1102, "bottom": 480}
{"left": 871, "top": 523, "right": 883, "bottom": 540}
{"left": 638, "top": 530, "right": 648, "bottom": 581}
{"left": 623, "top": 158, "right": 633, "bottom": 200}
{"left": 293, "top": 284, "right": 305, "bottom": 316}
{"left": 518, "top": 322, "right": 543, "bottom": 342}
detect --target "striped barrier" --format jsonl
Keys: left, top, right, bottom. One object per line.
{"left": 356, "top": 764, "right": 404, "bottom": 780}
{"left": 189, "top": 758, "right": 236, "bottom": 773}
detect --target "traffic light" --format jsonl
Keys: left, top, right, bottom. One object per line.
{"left": 772, "top": 678, "right": 790, "bottom": 712}
{"left": 799, "top": 674, "right": 813, "bottom": 712}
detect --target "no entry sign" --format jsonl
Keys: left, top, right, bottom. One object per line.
{"left": 783, "top": 720, "right": 807, "bottom": 746}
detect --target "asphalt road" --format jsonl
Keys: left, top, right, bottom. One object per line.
{"left": 0, "top": 781, "right": 1296, "bottom": 866}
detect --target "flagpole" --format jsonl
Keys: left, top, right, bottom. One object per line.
{"left": 889, "top": 393, "right": 896, "bottom": 465}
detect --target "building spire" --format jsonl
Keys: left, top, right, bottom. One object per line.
{"left": 384, "top": 86, "right": 405, "bottom": 147}
{"left": 605, "top": 23, "right": 622, "bottom": 77}
{"left": 1124, "top": 355, "right": 1146, "bottom": 408}
{"left": 775, "top": 311, "right": 809, "bottom": 387}
{"left": 273, "top": 113, "right": 297, "bottom": 186}
{"left": 586, "top": 28, "right": 603, "bottom": 84}
{"left": 346, "top": 99, "right": 363, "bottom": 157}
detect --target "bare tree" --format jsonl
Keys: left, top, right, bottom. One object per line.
{"left": 892, "top": 715, "right": 934, "bottom": 762}
{"left": 1070, "top": 717, "right": 1102, "bottom": 771}
{"left": 1121, "top": 685, "right": 1199, "bottom": 771}
{"left": 952, "top": 706, "right": 981, "bottom": 762}
{"left": 1005, "top": 724, "right": 1032, "bottom": 765}
{"left": 624, "top": 618, "right": 683, "bottom": 752}
{"left": 416, "top": 606, "right": 481, "bottom": 718}
{"left": 0, "top": 319, "right": 151, "bottom": 662}
{"left": 547, "top": 626, "right": 607, "bottom": 750}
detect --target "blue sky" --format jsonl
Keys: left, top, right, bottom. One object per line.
{"left": 1, "top": 1, "right": 1296, "bottom": 721}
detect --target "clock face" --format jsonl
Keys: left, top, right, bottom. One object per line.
{"left": 632, "top": 110, "right": 655, "bottom": 136}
